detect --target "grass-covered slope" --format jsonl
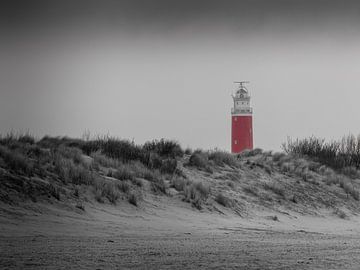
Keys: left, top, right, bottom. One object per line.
{"left": 1, "top": 133, "right": 360, "bottom": 219}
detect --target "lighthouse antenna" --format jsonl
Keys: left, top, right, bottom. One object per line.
{"left": 234, "top": 81, "right": 250, "bottom": 92}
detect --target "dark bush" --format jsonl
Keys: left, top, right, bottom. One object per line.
{"left": 0, "top": 146, "right": 34, "bottom": 176}
{"left": 160, "top": 158, "right": 178, "bottom": 174}
{"left": 151, "top": 178, "right": 166, "bottom": 194}
{"left": 144, "top": 152, "right": 163, "bottom": 169}
{"left": 184, "top": 148, "right": 193, "bottom": 155}
{"left": 128, "top": 193, "right": 138, "bottom": 206}
{"left": 143, "top": 139, "right": 183, "bottom": 158}
{"left": 170, "top": 177, "right": 189, "bottom": 192}
{"left": 93, "top": 180, "right": 120, "bottom": 204}
{"left": 104, "top": 183, "right": 120, "bottom": 204}
{"left": 18, "top": 134, "right": 36, "bottom": 144}
{"left": 208, "top": 150, "right": 237, "bottom": 167}
{"left": 75, "top": 202, "right": 85, "bottom": 211}
{"left": 48, "top": 183, "right": 60, "bottom": 200}
{"left": 102, "top": 138, "right": 142, "bottom": 162}
{"left": 243, "top": 185, "right": 259, "bottom": 196}
{"left": 263, "top": 182, "right": 285, "bottom": 198}
{"left": 53, "top": 155, "right": 94, "bottom": 185}
{"left": 37, "top": 136, "right": 63, "bottom": 149}
{"left": 189, "top": 151, "right": 208, "bottom": 168}
{"left": 183, "top": 182, "right": 210, "bottom": 210}
{"left": 82, "top": 140, "right": 102, "bottom": 155}
{"left": 215, "top": 193, "right": 231, "bottom": 207}
{"left": 239, "top": 148, "right": 263, "bottom": 157}
{"left": 117, "top": 181, "right": 130, "bottom": 193}
{"left": 0, "top": 132, "right": 35, "bottom": 146}
{"left": 112, "top": 166, "right": 135, "bottom": 181}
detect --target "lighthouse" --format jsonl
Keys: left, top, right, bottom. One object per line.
{"left": 231, "top": 81, "right": 253, "bottom": 153}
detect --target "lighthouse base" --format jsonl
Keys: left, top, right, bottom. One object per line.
{"left": 231, "top": 115, "right": 253, "bottom": 153}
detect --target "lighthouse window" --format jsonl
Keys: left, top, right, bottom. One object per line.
{"left": 234, "top": 140, "right": 238, "bottom": 145}
{"left": 234, "top": 117, "right": 237, "bottom": 121}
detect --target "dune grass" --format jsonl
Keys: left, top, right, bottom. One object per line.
{"left": 283, "top": 135, "right": 360, "bottom": 171}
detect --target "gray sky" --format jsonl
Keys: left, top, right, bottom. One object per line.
{"left": 1, "top": 0, "right": 360, "bottom": 150}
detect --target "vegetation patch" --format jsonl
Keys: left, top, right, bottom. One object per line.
{"left": 183, "top": 181, "right": 210, "bottom": 209}
{"left": 128, "top": 193, "right": 138, "bottom": 206}
{"left": 208, "top": 150, "right": 237, "bottom": 167}
{"left": 243, "top": 185, "right": 259, "bottom": 197}
{"left": 215, "top": 193, "right": 231, "bottom": 207}
{"left": 263, "top": 182, "right": 285, "bottom": 198}
{"left": 283, "top": 135, "right": 360, "bottom": 171}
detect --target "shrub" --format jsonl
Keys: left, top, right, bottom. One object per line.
{"left": 188, "top": 151, "right": 208, "bottom": 168}
{"left": 183, "top": 182, "right": 210, "bottom": 210}
{"left": 264, "top": 164, "right": 272, "bottom": 174}
{"left": 184, "top": 185, "right": 200, "bottom": 202}
{"left": 18, "top": 133, "right": 36, "bottom": 144}
{"left": 0, "top": 132, "right": 35, "bottom": 146}
{"left": 272, "top": 152, "right": 286, "bottom": 162}
{"left": 144, "top": 152, "right": 163, "bottom": 169}
{"left": 37, "top": 136, "right": 64, "bottom": 149}
{"left": 91, "top": 152, "right": 120, "bottom": 168}
{"left": 129, "top": 161, "right": 160, "bottom": 181}
{"left": 160, "top": 158, "right": 178, "bottom": 174}
{"left": 75, "top": 202, "right": 85, "bottom": 211}
{"left": 151, "top": 178, "right": 166, "bottom": 194}
{"left": 74, "top": 187, "right": 79, "bottom": 197}
{"left": 101, "top": 138, "right": 142, "bottom": 162}
{"left": 94, "top": 189, "right": 104, "bottom": 203}
{"left": 243, "top": 185, "right": 259, "bottom": 196}
{"left": 170, "top": 177, "right": 189, "bottom": 192}
{"left": 128, "top": 193, "right": 138, "bottom": 206}
{"left": 112, "top": 165, "right": 135, "bottom": 181}
{"left": 143, "top": 139, "right": 183, "bottom": 158}
{"left": 81, "top": 139, "right": 102, "bottom": 155}
{"left": 240, "top": 148, "right": 263, "bottom": 157}
{"left": 104, "top": 183, "right": 120, "bottom": 204}
{"left": 0, "top": 145, "right": 34, "bottom": 176}
{"left": 184, "top": 148, "right": 193, "bottom": 155}
{"left": 184, "top": 181, "right": 210, "bottom": 201}
{"left": 117, "top": 181, "right": 130, "bottom": 193}
{"left": 48, "top": 183, "right": 60, "bottom": 200}
{"left": 340, "top": 179, "right": 360, "bottom": 201}
{"left": 318, "top": 165, "right": 334, "bottom": 176}
{"left": 342, "top": 166, "right": 359, "bottom": 179}
{"left": 93, "top": 180, "right": 120, "bottom": 204}
{"left": 193, "top": 182, "right": 210, "bottom": 197}
{"left": 263, "top": 182, "right": 285, "bottom": 198}
{"left": 54, "top": 155, "right": 94, "bottom": 185}
{"left": 69, "top": 165, "right": 94, "bottom": 185}
{"left": 56, "top": 146, "right": 84, "bottom": 165}
{"left": 325, "top": 175, "right": 341, "bottom": 186}
{"left": 215, "top": 193, "right": 231, "bottom": 207}
{"left": 208, "top": 150, "right": 237, "bottom": 167}
{"left": 280, "top": 162, "right": 294, "bottom": 173}
{"left": 131, "top": 178, "right": 143, "bottom": 187}
{"left": 334, "top": 208, "right": 347, "bottom": 219}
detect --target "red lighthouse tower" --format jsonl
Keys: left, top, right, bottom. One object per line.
{"left": 231, "top": 81, "right": 253, "bottom": 153}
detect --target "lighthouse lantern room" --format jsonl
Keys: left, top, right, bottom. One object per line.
{"left": 231, "top": 81, "right": 253, "bottom": 153}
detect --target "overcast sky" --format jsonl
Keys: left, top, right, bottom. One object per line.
{"left": 1, "top": 0, "right": 360, "bottom": 151}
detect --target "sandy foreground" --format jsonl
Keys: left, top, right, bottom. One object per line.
{"left": 1, "top": 197, "right": 360, "bottom": 270}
